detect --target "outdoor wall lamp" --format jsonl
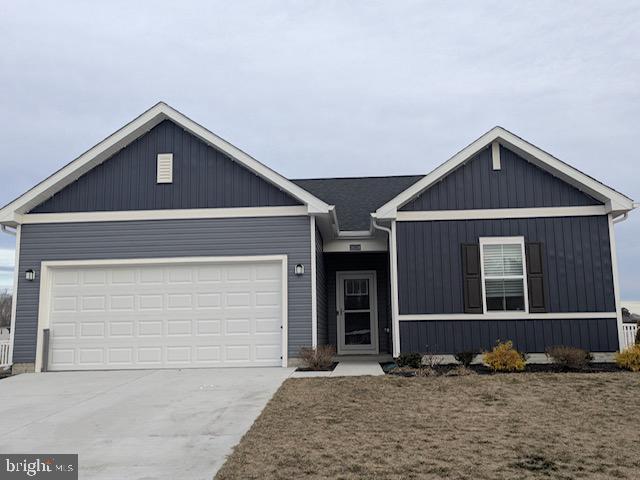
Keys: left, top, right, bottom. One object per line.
{"left": 25, "top": 269, "right": 36, "bottom": 281}
{"left": 294, "top": 264, "right": 305, "bottom": 276}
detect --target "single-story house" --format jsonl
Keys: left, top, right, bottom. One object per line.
{"left": 0, "top": 103, "right": 635, "bottom": 372}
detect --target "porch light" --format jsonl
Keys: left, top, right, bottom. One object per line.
{"left": 294, "top": 264, "right": 305, "bottom": 276}
{"left": 25, "top": 269, "right": 36, "bottom": 281}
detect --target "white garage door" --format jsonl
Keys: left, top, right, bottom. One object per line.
{"left": 44, "top": 259, "right": 284, "bottom": 371}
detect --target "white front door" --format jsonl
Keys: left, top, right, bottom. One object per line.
{"left": 41, "top": 257, "right": 285, "bottom": 371}
{"left": 336, "top": 271, "right": 378, "bottom": 355}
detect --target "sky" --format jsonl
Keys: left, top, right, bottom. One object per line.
{"left": 0, "top": 1, "right": 638, "bottom": 299}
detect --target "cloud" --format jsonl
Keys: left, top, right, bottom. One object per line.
{"left": 0, "top": 1, "right": 638, "bottom": 297}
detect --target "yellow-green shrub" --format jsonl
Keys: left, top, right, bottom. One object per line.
{"left": 615, "top": 344, "right": 640, "bottom": 372}
{"left": 483, "top": 340, "right": 526, "bottom": 372}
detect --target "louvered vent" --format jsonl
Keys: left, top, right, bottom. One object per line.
{"left": 157, "top": 153, "right": 173, "bottom": 183}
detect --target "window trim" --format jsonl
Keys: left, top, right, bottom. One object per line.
{"left": 479, "top": 236, "right": 529, "bottom": 314}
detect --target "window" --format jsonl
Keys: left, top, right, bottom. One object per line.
{"left": 479, "top": 237, "right": 528, "bottom": 313}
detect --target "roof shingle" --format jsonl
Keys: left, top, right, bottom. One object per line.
{"left": 292, "top": 175, "right": 423, "bottom": 231}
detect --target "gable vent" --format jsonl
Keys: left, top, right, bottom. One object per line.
{"left": 157, "top": 153, "right": 173, "bottom": 183}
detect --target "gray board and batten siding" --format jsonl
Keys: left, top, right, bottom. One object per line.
{"left": 14, "top": 216, "right": 312, "bottom": 363}
{"left": 31, "top": 120, "right": 300, "bottom": 213}
{"left": 399, "top": 318, "right": 618, "bottom": 354}
{"left": 396, "top": 216, "right": 615, "bottom": 315}
{"left": 401, "top": 145, "right": 601, "bottom": 211}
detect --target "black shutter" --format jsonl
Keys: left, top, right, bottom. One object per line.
{"left": 462, "top": 244, "right": 483, "bottom": 313}
{"left": 526, "top": 242, "right": 547, "bottom": 313}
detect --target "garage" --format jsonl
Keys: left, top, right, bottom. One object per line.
{"left": 36, "top": 256, "right": 287, "bottom": 371}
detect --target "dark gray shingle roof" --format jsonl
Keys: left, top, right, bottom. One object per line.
{"left": 292, "top": 175, "right": 423, "bottom": 231}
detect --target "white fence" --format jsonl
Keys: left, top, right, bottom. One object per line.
{"left": 0, "top": 340, "right": 10, "bottom": 367}
{"left": 622, "top": 324, "right": 638, "bottom": 349}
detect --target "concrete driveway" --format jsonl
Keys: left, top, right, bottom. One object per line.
{"left": 0, "top": 368, "right": 293, "bottom": 479}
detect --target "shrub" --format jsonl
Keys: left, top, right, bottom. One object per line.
{"left": 454, "top": 351, "right": 478, "bottom": 367}
{"left": 483, "top": 340, "right": 526, "bottom": 372}
{"left": 545, "top": 346, "right": 593, "bottom": 370}
{"left": 396, "top": 352, "right": 422, "bottom": 368}
{"left": 615, "top": 344, "right": 640, "bottom": 372}
{"left": 299, "top": 345, "right": 336, "bottom": 370}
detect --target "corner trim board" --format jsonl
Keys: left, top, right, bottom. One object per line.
{"left": 310, "top": 216, "right": 318, "bottom": 348}
{"left": 8, "top": 225, "right": 21, "bottom": 365}
{"left": 608, "top": 214, "right": 625, "bottom": 350}
{"left": 34, "top": 254, "right": 289, "bottom": 372}
{"left": 390, "top": 220, "right": 400, "bottom": 357}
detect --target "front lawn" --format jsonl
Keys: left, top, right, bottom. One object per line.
{"left": 216, "top": 373, "right": 640, "bottom": 479}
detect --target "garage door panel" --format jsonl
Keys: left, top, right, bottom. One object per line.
{"left": 46, "top": 260, "right": 284, "bottom": 370}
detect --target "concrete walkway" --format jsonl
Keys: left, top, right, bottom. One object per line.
{"left": 291, "top": 359, "right": 385, "bottom": 378}
{"left": 0, "top": 368, "right": 292, "bottom": 480}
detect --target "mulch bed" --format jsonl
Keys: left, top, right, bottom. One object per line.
{"left": 295, "top": 362, "right": 338, "bottom": 372}
{"left": 381, "top": 361, "right": 623, "bottom": 376}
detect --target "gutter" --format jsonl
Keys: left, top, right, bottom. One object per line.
{"left": 1, "top": 225, "right": 16, "bottom": 236}
{"left": 613, "top": 202, "right": 639, "bottom": 224}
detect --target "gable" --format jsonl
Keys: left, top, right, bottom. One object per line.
{"left": 401, "top": 145, "right": 602, "bottom": 211}
{"left": 31, "top": 120, "right": 301, "bottom": 213}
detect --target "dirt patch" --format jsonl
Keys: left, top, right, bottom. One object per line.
{"left": 215, "top": 373, "right": 640, "bottom": 480}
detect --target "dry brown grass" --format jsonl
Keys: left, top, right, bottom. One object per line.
{"left": 215, "top": 373, "right": 640, "bottom": 480}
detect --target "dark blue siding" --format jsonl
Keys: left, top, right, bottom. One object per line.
{"left": 400, "top": 318, "right": 619, "bottom": 353}
{"left": 325, "top": 253, "right": 391, "bottom": 353}
{"left": 401, "top": 145, "right": 600, "bottom": 210}
{"left": 397, "top": 216, "right": 615, "bottom": 314}
{"left": 315, "top": 228, "right": 328, "bottom": 346}
{"left": 14, "top": 216, "right": 311, "bottom": 363}
{"left": 31, "top": 120, "right": 300, "bottom": 213}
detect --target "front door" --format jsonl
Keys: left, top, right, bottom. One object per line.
{"left": 336, "top": 271, "right": 378, "bottom": 355}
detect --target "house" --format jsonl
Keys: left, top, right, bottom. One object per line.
{"left": 0, "top": 102, "right": 635, "bottom": 373}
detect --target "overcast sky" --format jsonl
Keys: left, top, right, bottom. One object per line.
{"left": 0, "top": 1, "right": 638, "bottom": 299}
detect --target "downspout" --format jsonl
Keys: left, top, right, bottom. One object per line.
{"left": 372, "top": 216, "right": 395, "bottom": 356}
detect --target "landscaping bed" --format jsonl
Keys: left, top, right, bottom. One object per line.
{"left": 215, "top": 373, "right": 640, "bottom": 479}
{"left": 295, "top": 362, "right": 338, "bottom": 372}
{"left": 381, "top": 361, "right": 623, "bottom": 376}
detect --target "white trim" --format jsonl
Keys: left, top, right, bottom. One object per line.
{"left": 396, "top": 205, "right": 607, "bottom": 222}
{"left": 0, "top": 102, "right": 331, "bottom": 224}
{"left": 336, "top": 271, "right": 379, "bottom": 355}
{"left": 491, "top": 141, "right": 501, "bottom": 170}
{"left": 310, "top": 216, "right": 318, "bottom": 348}
{"left": 17, "top": 206, "right": 309, "bottom": 224}
{"left": 375, "top": 126, "right": 634, "bottom": 219}
{"left": 479, "top": 236, "right": 529, "bottom": 314}
{"left": 8, "top": 225, "right": 20, "bottom": 365}
{"left": 156, "top": 153, "right": 173, "bottom": 183}
{"left": 390, "top": 220, "right": 400, "bottom": 357}
{"left": 608, "top": 214, "right": 625, "bottom": 350}
{"left": 398, "top": 312, "right": 618, "bottom": 321}
{"left": 34, "top": 254, "right": 289, "bottom": 372}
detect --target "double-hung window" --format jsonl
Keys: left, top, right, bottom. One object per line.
{"left": 479, "top": 236, "right": 529, "bottom": 313}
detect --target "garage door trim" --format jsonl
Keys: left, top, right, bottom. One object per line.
{"left": 34, "top": 255, "right": 289, "bottom": 371}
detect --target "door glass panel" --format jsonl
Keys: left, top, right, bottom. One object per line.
{"left": 344, "top": 312, "right": 371, "bottom": 345}
{"left": 344, "top": 279, "right": 370, "bottom": 310}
